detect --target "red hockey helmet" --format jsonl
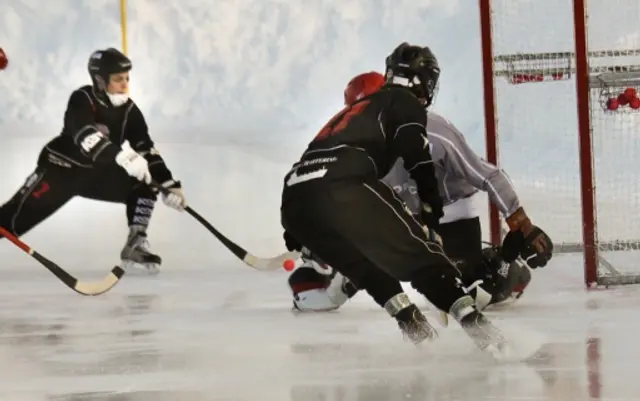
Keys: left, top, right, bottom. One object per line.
{"left": 343, "top": 71, "right": 385, "bottom": 105}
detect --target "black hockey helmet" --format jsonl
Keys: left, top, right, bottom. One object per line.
{"left": 87, "top": 48, "right": 132, "bottom": 105}
{"left": 384, "top": 43, "right": 440, "bottom": 107}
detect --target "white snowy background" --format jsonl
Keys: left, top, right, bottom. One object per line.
{"left": 0, "top": 0, "right": 480, "bottom": 142}
{"left": 0, "top": 0, "right": 639, "bottom": 273}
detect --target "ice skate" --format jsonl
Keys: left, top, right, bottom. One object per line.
{"left": 385, "top": 294, "right": 438, "bottom": 344}
{"left": 120, "top": 230, "right": 161, "bottom": 275}
{"left": 460, "top": 310, "right": 511, "bottom": 359}
{"left": 396, "top": 304, "right": 439, "bottom": 344}
{"left": 449, "top": 295, "right": 510, "bottom": 359}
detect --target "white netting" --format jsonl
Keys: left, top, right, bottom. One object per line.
{"left": 488, "top": 0, "right": 640, "bottom": 283}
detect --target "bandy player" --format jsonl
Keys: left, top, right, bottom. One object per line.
{"left": 0, "top": 48, "right": 187, "bottom": 274}
{"left": 287, "top": 71, "right": 553, "bottom": 313}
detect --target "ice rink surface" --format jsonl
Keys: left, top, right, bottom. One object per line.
{"left": 0, "top": 249, "right": 637, "bottom": 401}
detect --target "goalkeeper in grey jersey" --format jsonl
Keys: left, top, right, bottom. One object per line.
{"left": 287, "top": 71, "right": 553, "bottom": 313}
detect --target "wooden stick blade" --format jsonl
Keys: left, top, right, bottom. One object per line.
{"left": 243, "top": 251, "right": 301, "bottom": 271}
{"left": 73, "top": 266, "right": 125, "bottom": 296}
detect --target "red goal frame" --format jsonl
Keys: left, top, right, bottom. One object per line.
{"left": 478, "top": 0, "right": 598, "bottom": 287}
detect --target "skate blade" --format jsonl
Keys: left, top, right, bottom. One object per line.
{"left": 121, "top": 261, "right": 160, "bottom": 276}
{"left": 484, "top": 296, "right": 518, "bottom": 310}
{"left": 405, "top": 327, "right": 439, "bottom": 345}
{"left": 484, "top": 342, "right": 514, "bottom": 361}
{"left": 483, "top": 323, "right": 547, "bottom": 363}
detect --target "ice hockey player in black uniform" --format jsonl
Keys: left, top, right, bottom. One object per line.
{"left": 0, "top": 48, "right": 186, "bottom": 274}
{"left": 280, "top": 42, "right": 538, "bottom": 357}
{"left": 287, "top": 71, "right": 551, "bottom": 313}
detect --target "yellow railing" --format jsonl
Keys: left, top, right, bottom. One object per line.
{"left": 120, "top": 0, "right": 128, "bottom": 56}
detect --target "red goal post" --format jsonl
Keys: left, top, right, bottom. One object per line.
{"left": 479, "top": 0, "right": 640, "bottom": 287}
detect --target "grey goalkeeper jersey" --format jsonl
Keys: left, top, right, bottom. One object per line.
{"left": 382, "top": 110, "right": 520, "bottom": 217}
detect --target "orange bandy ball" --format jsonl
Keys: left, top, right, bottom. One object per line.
{"left": 283, "top": 259, "right": 296, "bottom": 271}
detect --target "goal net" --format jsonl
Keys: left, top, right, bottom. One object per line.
{"left": 480, "top": 0, "right": 640, "bottom": 287}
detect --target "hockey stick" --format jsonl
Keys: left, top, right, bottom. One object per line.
{"left": 0, "top": 226, "right": 125, "bottom": 296}
{"left": 151, "top": 182, "right": 299, "bottom": 270}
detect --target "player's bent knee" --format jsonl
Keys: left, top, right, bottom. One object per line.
{"left": 409, "top": 263, "right": 467, "bottom": 313}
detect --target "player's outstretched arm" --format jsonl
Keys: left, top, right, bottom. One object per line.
{"left": 125, "top": 105, "right": 174, "bottom": 181}
{"left": 429, "top": 116, "right": 521, "bottom": 218}
{"left": 125, "top": 104, "right": 186, "bottom": 210}
{"left": 431, "top": 116, "right": 552, "bottom": 267}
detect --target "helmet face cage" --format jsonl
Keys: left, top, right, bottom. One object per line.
{"left": 428, "top": 80, "right": 440, "bottom": 108}
{"left": 418, "top": 65, "right": 440, "bottom": 107}
{"left": 385, "top": 44, "right": 441, "bottom": 107}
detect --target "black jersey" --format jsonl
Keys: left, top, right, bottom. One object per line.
{"left": 42, "top": 85, "right": 173, "bottom": 182}
{"left": 283, "top": 85, "right": 442, "bottom": 215}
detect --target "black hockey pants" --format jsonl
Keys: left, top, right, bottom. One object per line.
{"left": 0, "top": 150, "right": 157, "bottom": 237}
{"left": 281, "top": 178, "right": 469, "bottom": 312}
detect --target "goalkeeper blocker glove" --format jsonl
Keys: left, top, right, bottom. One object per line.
{"left": 502, "top": 207, "right": 553, "bottom": 268}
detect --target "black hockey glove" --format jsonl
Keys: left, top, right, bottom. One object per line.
{"left": 502, "top": 207, "right": 553, "bottom": 268}
{"left": 283, "top": 230, "right": 303, "bottom": 252}
{"left": 500, "top": 230, "right": 525, "bottom": 263}
{"left": 519, "top": 240, "right": 552, "bottom": 268}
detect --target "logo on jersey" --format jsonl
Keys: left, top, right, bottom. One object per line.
{"left": 299, "top": 156, "right": 336, "bottom": 168}
{"left": 392, "top": 182, "right": 417, "bottom": 196}
{"left": 47, "top": 154, "right": 72, "bottom": 168}
{"left": 497, "top": 261, "right": 510, "bottom": 278}
{"left": 286, "top": 167, "right": 328, "bottom": 187}
{"left": 32, "top": 181, "right": 50, "bottom": 199}
{"left": 80, "top": 132, "right": 105, "bottom": 153}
